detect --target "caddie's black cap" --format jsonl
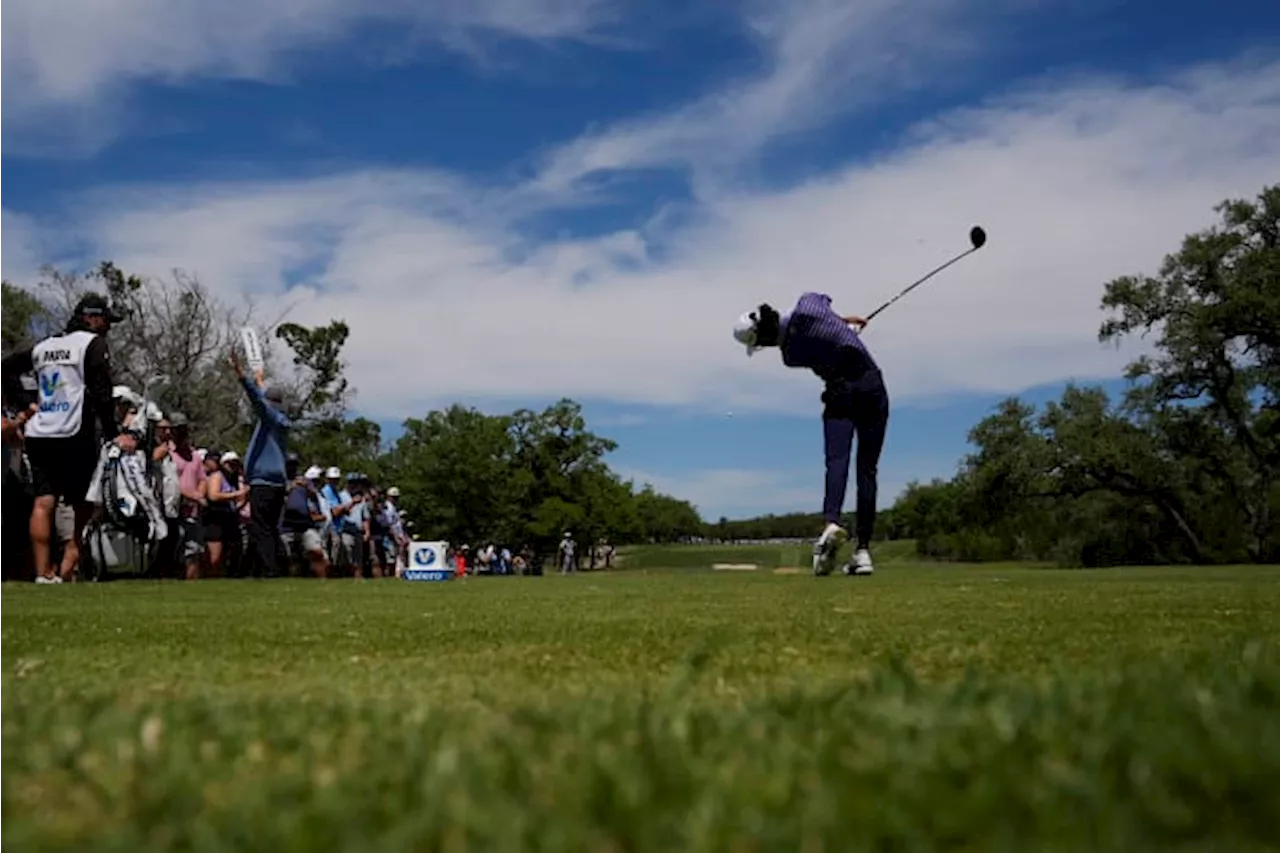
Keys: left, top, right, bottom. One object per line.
{"left": 73, "top": 292, "right": 125, "bottom": 323}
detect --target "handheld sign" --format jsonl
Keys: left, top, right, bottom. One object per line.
{"left": 403, "top": 541, "right": 452, "bottom": 581}
{"left": 240, "top": 327, "right": 266, "bottom": 372}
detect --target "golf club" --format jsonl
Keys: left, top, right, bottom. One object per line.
{"left": 862, "top": 225, "right": 987, "bottom": 324}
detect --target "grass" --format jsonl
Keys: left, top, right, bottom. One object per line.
{"left": 616, "top": 538, "right": 922, "bottom": 570}
{"left": 4, "top": 563, "right": 1280, "bottom": 851}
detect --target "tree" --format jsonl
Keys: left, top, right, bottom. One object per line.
{"left": 1, "top": 282, "right": 53, "bottom": 355}
{"left": 387, "top": 405, "right": 518, "bottom": 547}
{"left": 291, "top": 417, "right": 384, "bottom": 479}
{"left": 274, "top": 321, "right": 351, "bottom": 422}
{"left": 1099, "top": 184, "right": 1280, "bottom": 561}
{"left": 876, "top": 184, "right": 1280, "bottom": 566}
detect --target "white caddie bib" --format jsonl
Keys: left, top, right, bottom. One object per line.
{"left": 24, "top": 330, "right": 96, "bottom": 439}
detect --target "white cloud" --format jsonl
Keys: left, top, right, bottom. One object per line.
{"left": 1, "top": 0, "right": 619, "bottom": 152}
{"left": 12, "top": 57, "right": 1273, "bottom": 422}
{"left": 528, "top": 0, "right": 998, "bottom": 195}
{"left": 4, "top": 0, "right": 1278, "bottom": 427}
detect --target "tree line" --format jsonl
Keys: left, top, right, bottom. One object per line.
{"left": 721, "top": 185, "right": 1280, "bottom": 566}
{"left": 2, "top": 265, "right": 704, "bottom": 560}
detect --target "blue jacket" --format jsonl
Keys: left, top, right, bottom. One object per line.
{"left": 240, "top": 377, "right": 291, "bottom": 486}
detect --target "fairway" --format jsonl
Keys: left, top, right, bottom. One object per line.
{"left": 5, "top": 564, "right": 1280, "bottom": 851}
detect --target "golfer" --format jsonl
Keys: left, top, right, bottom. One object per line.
{"left": 1, "top": 293, "right": 135, "bottom": 582}
{"left": 733, "top": 292, "right": 888, "bottom": 576}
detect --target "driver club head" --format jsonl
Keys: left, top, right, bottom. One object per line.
{"left": 969, "top": 225, "right": 987, "bottom": 250}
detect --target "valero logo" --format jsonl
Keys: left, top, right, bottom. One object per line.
{"left": 403, "top": 541, "right": 451, "bottom": 582}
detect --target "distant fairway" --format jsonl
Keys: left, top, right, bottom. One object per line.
{"left": 616, "top": 538, "right": 922, "bottom": 571}
{"left": 4, "top": 564, "right": 1280, "bottom": 851}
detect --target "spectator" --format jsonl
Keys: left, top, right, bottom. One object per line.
{"left": 2, "top": 402, "right": 38, "bottom": 580}
{"left": 169, "top": 415, "right": 207, "bottom": 580}
{"left": 277, "top": 457, "right": 312, "bottom": 572}
{"left": 321, "top": 467, "right": 358, "bottom": 574}
{"left": 558, "top": 531, "right": 575, "bottom": 574}
{"left": 280, "top": 464, "right": 331, "bottom": 578}
{"left": 366, "top": 484, "right": 387, "bottom": 574}
{"left": 203, "top": 448, "right": 248, "bottom": 577}
{"left": 150, "top": 416, "right": 182, "bottom": 577}
{"left": 346, "top": 474, "right": 370, "bottom": 577}
{"left": 1, "top": 293, "right": 133, "bottom": 583}
{"left": 380, "top": 486, "right": 408, "bottom": 574}
{"left": 229, "top": 351, "right": 292, "bottom": 578}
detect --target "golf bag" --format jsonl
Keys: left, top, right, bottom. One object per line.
{"left": 82, "top": 444, "right": 168, "bottom": 580}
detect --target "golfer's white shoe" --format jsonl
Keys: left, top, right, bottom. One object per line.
{"left": 844, "top": 548, "right": 874, "bottom": 576}
{"left": 812, "top": 523, "right": 848, "bottom": 576}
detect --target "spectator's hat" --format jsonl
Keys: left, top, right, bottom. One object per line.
{"left": 304, "top": 465, "right": 323, "bottom": 480}
{"left": 112, "top": 385, "right": 140, "bottom": 406}
{"left": 220, "top": 450, "right": 240, "bottom": 464}
{"left": 387, "top": 486, "right": 401, "bottom": 497}
{"left": 169, "top": 412, "right": 190, "bottom": 428}
{"left": 325, "top": 466, "right": 341, "bottom": 479}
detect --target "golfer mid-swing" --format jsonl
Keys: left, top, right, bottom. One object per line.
{"left": 733, "top": 293, "right": 889, "bottom": 576}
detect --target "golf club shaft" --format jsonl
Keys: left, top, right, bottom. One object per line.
{"left": 864, "top": 244, "right": 980, "bottom": 322}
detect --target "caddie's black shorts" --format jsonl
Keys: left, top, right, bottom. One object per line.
{"left": 24, "top": 435, "right": 99, "bottom": 503}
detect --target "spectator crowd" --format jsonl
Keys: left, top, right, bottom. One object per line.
{"left": 3, "top": 384, "right": 414, "bottom": 583}
{"left": 2, "top": 293, "right": 620, "bottom": 583}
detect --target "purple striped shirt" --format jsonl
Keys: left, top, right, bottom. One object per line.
{"left": 779, "top": 292, "right": 879, "bottom": 382}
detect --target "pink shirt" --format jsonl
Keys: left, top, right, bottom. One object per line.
{"left": 172, "top": 444, "right": 206, "bottom": 518}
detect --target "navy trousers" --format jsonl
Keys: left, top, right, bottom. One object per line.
{"left": 821, "top": 369, "right": 889, "bottom": 548}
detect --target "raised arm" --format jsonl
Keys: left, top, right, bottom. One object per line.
{"left": 229, "top": 352, "right": 290, "bottom": 429}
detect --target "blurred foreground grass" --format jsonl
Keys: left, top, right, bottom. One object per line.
{"left": 4, "top": 564, "right": 1280, "bottom": 852}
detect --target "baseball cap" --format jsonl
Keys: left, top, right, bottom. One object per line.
{"left": 169, "top": 412, "right": 190, "bottom": 428}
{"left": 325, "top": 466, "right": 341, "bottom": 479}
{"left": 220, "top": 451, "right": 240, "bottom": 464}
{"left": 304, "top": 465, "right": 323, "bottom": 480}
{"left": 74, "top": 292, "right": 125, "bottom": 323}
{"left": 387, "top": 486, "right": 401, "bottom": 497}
{"left": 733, "top": 311, "right": 760, "bottom": 356}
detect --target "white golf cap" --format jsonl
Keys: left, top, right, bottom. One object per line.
{"left": 112, "top": 385, "right": 141, "bottom": 404}
{"left": 387, "top": 486, "right": 401, "bottom": 497}
{"left": 733, "top": 311, "right": 760, "bottom": 356}
{"left": 304, "top": 465, "right": 323, "bottom": 480}
{"left": 326, "top": 466, "right": 341, "bottom": 478}
{"left": 220, "top": 451, "right": 240, "bottom": 464}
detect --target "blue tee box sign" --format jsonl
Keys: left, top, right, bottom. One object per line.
{"left": 404, "top": 541, "right": 451, "bottom": 582}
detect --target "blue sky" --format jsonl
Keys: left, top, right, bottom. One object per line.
{"left": 3, "top": 0, "right": 1278, "bottom": 519}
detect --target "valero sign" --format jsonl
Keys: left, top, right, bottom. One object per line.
{"left": 403, "top": 541, "right": 452, "bottom": 581}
